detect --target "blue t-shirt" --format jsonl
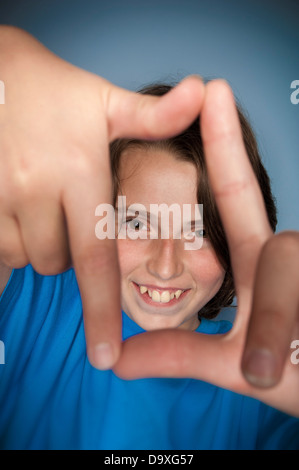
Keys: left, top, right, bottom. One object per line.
{"left": 0, "top": 265, "right": 298, "bottom": 450}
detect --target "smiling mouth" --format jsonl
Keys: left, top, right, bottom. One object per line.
{"left": 133, "top": 282, "right": 189, "bottom": 306}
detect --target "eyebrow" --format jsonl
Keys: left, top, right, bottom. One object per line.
{"left": 115, "top": 206, "right": 150, "bottom": 217}
{"left": 115, "top": 206, "right": 155, "bottom": 226}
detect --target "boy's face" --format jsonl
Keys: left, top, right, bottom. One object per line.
{"left": 116, "top": 146, "right": 225, "bottom": 331}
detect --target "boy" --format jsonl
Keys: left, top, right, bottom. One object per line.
{"left": 0, "top": 83, "right": 298, "bottom": 449}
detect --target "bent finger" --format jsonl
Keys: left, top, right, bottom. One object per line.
{"left": 241, "top": 231, "right": 299, "bottom": 387}
{"left": 107, "top": 75, "right": 205, "bottom": 141}
{"left": 0, "top": 214, "right": 29, "bottom": 268}
{"left": 17, "top": 198, "right": 71, "bottom": 275}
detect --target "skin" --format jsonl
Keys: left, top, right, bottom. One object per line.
{"left": 0, "top": 27, "right": 298, "bottom": 416}
{"left": 114, "top": 82, "right": 299, "bottom": 418}
{"left": 0, "top": 26, "right": 205, "bottom": 369}
{"left": 116, "top": 147, "right": 225, "bottom": 332}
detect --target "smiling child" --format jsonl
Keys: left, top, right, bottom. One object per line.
{"left": 0, "top": 82, "right": 298, "bottom": 450}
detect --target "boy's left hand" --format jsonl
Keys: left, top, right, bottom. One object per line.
{"left": 114, "top": 80, "right": 299, "bottom": 418}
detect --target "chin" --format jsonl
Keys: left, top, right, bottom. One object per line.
{"left": 131, "top": 311, "right": 199, "bottom": 332}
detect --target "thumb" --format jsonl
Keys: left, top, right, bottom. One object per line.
{"left": 106, "top": 76, "right": 205, "bottom": 141}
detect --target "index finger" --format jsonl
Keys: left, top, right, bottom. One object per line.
{"left": 62, "top": 143, "right": 122, "bottom": 370}
{"left": 200, "top": 80, "right": 272, "bottom": 306}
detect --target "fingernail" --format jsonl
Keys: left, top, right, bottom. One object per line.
{"left": 93, "top": 342, "right": 115, "bottom": 370}
{"left": 243, "top": 349, "right": 278, "bottom": 388}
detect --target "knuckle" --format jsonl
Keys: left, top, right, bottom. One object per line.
{"left": 0, "top": 232, "right": 27, "bottom": 268}
{"left": 30, "top": 244, "right": 71, "bottom": 276}
{"left": 0, "top": 249, "right": 28, "bottom": 269}
{"left": 213, "top": 176, "right": 253, "bottom": 199}
{"left": 32, "top": 255, "right": 71, "bottom": 276}
{"left": 65, "top": 145, "right": 99, "bottom": 178}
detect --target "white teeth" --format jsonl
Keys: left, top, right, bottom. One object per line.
{"left": 152, "top": 290, "right": 160, "bottom": 302}
{"left": 175, "top": 290, "right": 183, "bottom": 299}
{"left": 160, "top": 291, "right": 170, "bottom": 303}
{"left": 138, "top": 285, "right": 184, "bottom": 303}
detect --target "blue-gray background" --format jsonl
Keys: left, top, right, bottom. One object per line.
{"left": 1, "top": 0, "right": 298, "bottom": 232}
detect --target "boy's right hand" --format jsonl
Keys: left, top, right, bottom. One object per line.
{"left": 0, "top": 26, "right": 205, "bottom": 369}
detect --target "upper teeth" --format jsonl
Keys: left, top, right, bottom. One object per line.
{"left": 139, "top": 285, "right": 183, "bottom": 303}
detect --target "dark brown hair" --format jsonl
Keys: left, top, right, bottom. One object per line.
{"left": 110, "top": 83, "right": 277, "bottom": 319}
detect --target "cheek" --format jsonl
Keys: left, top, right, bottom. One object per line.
{"left": 117, "top": 240, "right": 140, "bottom": 276}
{"left": 191, "top": 249, "right": 225, "bottom": 288}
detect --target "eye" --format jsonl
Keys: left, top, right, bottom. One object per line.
{"left": 194, "top": 228, "right": 206, "bottom": 238}
{"left": 184, "top": 228, "right": 207, "bottom": 240}
{"left": 126, "top": 217, "right": 146, "bottom": 232}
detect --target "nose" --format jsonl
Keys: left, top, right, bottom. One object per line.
{"left": 146, "top": 239, "right": 184, "bottom": 281}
